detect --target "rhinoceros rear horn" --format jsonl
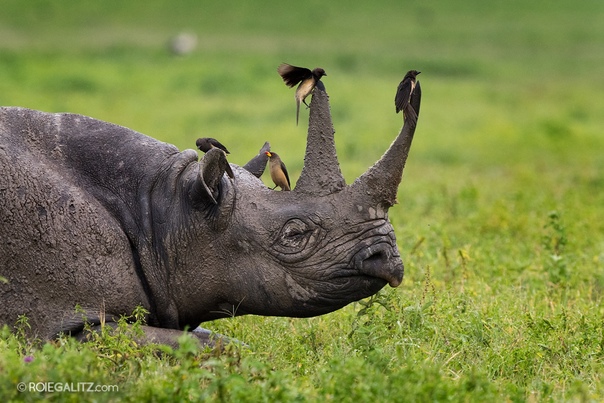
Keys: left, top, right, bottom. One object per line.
{"left": 293, "top": 81, "right": 346, "bottom": 196}
{"left": 190, "top": 148, "right": 231, "bottom": 205}
{"left": 349, "top": 80, "right": 421, "bottom": 207}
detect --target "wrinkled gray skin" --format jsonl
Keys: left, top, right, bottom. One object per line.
{"left": 0, "top": 81, "right": 421, "bottom": 347}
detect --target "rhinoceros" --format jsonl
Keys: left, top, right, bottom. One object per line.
{"left": 0, "top": 81, "right": 421, "bottom": 346}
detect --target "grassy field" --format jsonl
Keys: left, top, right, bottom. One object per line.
{"left": 1, "top": 0, "right": 604, "bottom": 401}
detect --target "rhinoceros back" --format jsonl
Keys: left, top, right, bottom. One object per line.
{"left": 0, "top": 107, "right": 169, "bottom": 338}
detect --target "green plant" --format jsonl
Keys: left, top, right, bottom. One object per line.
{"left": 542, "top": 210, "right": 569, "bottom": 284}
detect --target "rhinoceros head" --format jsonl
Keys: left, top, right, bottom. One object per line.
{"left": 178, "top": 81, "right": 421, "bottom": 324}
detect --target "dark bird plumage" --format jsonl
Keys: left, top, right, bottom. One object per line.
{"left": 196, "top": 137, "right": 234, "bottom": 178}
{"left": 265, "top": 151, "right": 290, "bottom": 191}
{"left": 278, "top": 63, "right": 327, "bottom": 125}
{"left": 196, "top": 137, "right": 230, "bottom": 154}
{"left": 395, "top": 70, "right": 421, "bottom": 121}
{"left": 242, "top": 141, "right": 270, "bottom": 178}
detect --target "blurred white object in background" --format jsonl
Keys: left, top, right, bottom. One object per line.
{"left": 168, "top": 32, "right": 198, "bottom": 56}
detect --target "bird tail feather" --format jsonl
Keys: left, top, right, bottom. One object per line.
{"left": 296, "top": 100, "right": 300, "bottom": 126}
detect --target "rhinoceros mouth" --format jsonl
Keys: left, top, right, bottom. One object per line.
{"left": 352, "top": 243, "right": 404, "bottom": 287}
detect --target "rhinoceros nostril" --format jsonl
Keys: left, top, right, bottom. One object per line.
{"left": 354, "top": 245, "right": 403, "bottom": 287}
{"left": 361, "top": 250, "right": 389, "bottom": 277}
{"left": 363, "top": 250, "right": 387, "bottom": 265}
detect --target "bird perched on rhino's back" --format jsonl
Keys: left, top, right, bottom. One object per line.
{"left": 265, "top": 151, "right": 290, "bottom": 191}
{"left": 196, "top": 137, "right": 234, "bottom": 178}
{"left": 277, "top": 63, "right": 327, "bottom": 125}
{"left": 242, "top": 141, "right": 270, "bottom": 179}
{"left": 395, "top": 70, "right": 421, "bottom": 121}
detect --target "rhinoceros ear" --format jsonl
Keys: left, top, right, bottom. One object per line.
{"left": 190, "top": 148, "right": 231, "bottom": 205}
{"left": 242, "top": 141, "right": 270, "bottom": 178}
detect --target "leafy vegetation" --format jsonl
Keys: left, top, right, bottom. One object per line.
{"left": 1, "top": 0, "right": 603, "bottom": 401}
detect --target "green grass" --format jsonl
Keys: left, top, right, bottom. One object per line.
{"left": 1, "top": 0, "right": 604, "bottom": 401}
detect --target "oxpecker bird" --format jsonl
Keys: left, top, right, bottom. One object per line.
{"left": 265, "top": 151, "right": 290, "bottom": 191}
{"left": 242, "top": 141, "right": 271, "bottom": 179}
{"left": 196, "top": 137, "right": 234, "bottom": 178}
{"left": 196, "top": 137, "right": 230, "bottom": 154}
{"left": 395, "top": 70, "right": 421, "bottom": 121}
{"left": 277, "top": 63, "right": 327, "bottom": 125}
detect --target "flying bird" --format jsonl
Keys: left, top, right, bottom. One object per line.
{"left": 395, "top": 70, "right": 421, "bottom": 121}
{"left": 196, "top": 137, "right": 234, "bottom": 178}
{"left": 265, "top": 151, "right": 290, "bottom": 191}
{"left": 277, "top": 63, "right": 327, "bottom": 125}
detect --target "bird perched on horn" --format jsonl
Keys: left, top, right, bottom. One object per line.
{"left": 277, "top": 63, "right": 327, "bottom": 125}
{"left": 395, "top": 70, "right": 421, "bottom": 122}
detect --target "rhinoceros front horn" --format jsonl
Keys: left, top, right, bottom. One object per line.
{"left": 293, "top": 81, "right": 346, "bottom": 196}
{"left": 349, "top": 81, "right": 421, "bottom": 207}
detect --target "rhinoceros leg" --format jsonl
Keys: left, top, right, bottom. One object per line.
{"left": 73, "top": 323, "right": 234, "bottom": 349}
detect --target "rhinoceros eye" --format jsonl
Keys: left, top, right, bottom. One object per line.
{"left": 273, "top": 218, "right": 315, "bottom": 255}
{"left": 283, "top": 220, "right": 306, "bottom": 237}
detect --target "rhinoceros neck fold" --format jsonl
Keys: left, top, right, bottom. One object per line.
{"left": 293, "top": 82, "right": 346, "bottom": 196}
{"left": 53, "top": 110, "right": 192, "bottom": 328}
